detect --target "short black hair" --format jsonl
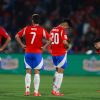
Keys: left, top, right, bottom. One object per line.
{"left": 32, "top": 14, "right": 40, "bottom": 24}
{"left": 60, "top": 18, "right": 72, "bottom": 27}
{"left": 93, "top": 38, "right": 100, "bottom": 44}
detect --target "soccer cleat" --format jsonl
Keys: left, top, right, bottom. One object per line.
{"left": 51, "top": 90, "right": 64, "bottom": 96}
{"left": 33, "top": 92, "right": 41, "bottom": 96}
{"left": 24, "top": 91, "right": 30, "bottom": 96}
{"left": 51, "top": 90, "right": 56, "bottom": 95}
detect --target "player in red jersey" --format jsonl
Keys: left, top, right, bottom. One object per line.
{"left": 49, "top": 18, "right": 71, "bottom": 96}
{"left": 93, "top": 38, "right": 100, "bottom": 54}
{"left": 0, "top": 26, "right": 11, "bottom": 52}
{"left": 15, "top": 14, "right": 51, "bottom": 96}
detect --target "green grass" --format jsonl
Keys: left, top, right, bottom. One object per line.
{"left": 0, "top": 75, "right": 100, "bottom": 100}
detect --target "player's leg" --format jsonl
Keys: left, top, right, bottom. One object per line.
{"left": 25, "top": 69, "right": 32, "bottom": 96}
{"left": 33, "top": 69, "right": 41, "bottom": 96}
{"left": 52, "top": 56, "right": 58, "bottom": 92}
{"left": 54, "top": 68, "right": 64, "bottom": 96}
{"left": 33, "top": 53, "right": 43, "bottom": 96}
{"left": 52, "top": 54, "right": 67, "bottom": 96}
{"left": 52, "top": 68, "right": 64, "bottom": 96}
{"left": 24, "top": 53, "right": 33, "bottom": 96}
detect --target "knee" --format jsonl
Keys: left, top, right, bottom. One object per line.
{"left": 34, "top": 69, "right": 40, "bottom": 74}
{"left": 56, "top": 68, "right": 64, "bottom": 73}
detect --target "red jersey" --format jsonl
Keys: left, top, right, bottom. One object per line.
{"left": 0, "top": 26, "right": 10, "bottom": 45}
{"left": 50, "top": 25, "right": 68, "bottom": 56}
{"left": 17, "top": 24, "right": 50, "bottom": 53}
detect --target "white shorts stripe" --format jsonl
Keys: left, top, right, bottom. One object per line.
{"left": 34, "top": 58, "right": 43, "bottom": 69}
{"left": 24, "top": 58, "right": 32, "bottom": 69}
{"left": 57, "top": 53, "right": 67, "bottom": 68}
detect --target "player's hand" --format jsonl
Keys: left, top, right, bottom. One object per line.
{"left": 64, "top": 44, "right": 69, "bottom": 49}
{"left": 21, "top": 44, "right": 26, "bottom": 49}
{"left": 41, "top": 47, "right": 46, "bottom": 52}
{"left": 63, "top": 40, "right": 69, "bottom": 49}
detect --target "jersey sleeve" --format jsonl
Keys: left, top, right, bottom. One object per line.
{"left": 17, "top": 27, "right": 27, "bottom": 37}
{"left": 61, "top": 29, "right": 68, "bottom": 40}
{"left": 0, "top": 27, "right": 10, "bottom": 38}
{"left": 43, "top": 29, "right": 50, "bottom": 40}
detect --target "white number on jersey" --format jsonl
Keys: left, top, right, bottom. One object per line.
{"left": 51, "top": 33, "right": 59, "bottom": 44}
{"left": 30, "top": 32, "right": 36, "bottom": 44}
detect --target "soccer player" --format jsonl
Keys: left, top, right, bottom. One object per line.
{"left": 15, "top": 14, "right": 51, "bottom": 96}
{"left": 93, "top": 38, "right": 100, "bottom": 54}
{"left": 49, "top": 18, "right": 71, "bottom": 96}
{"left": 0, "top": 26, "right": 11, "bottom": 52}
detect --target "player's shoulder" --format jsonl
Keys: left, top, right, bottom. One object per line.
{"left": 50, "top": 25, "right": 63, "bottom": 32}
{"left": 25, "top": 25, "right": 32, "bottom": 29}
{"left": 37, "top": 26, "right": 48, "bottom": 33}
{"left": 57, "top": 25, "right": 64, "bottom": 30}
{"left": 37, "top": 25, "right": 45, "bottom": 30}
{"left": 39, "top": 26, "right": 44, "bottom": 30}
{"left": 21, "top": 25, "right": 29, "bottom": 30}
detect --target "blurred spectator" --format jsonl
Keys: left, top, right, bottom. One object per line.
{"left": 0, "top": 0, "right": 99, "bottom": 53}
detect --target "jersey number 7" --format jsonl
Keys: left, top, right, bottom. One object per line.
{"left": 30, "top": 32, "right": 36, "bottom": 44}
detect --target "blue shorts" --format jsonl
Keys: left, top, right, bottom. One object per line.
{"left": 52, "top": 53, "right": 68, "bottom": 69}
{"left": 24, "top": 53, "right": 43, "bottom": 69}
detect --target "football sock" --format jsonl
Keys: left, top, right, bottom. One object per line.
{"left": 34, "top": 74, "right": 40, "bottom": 93}
{"left": 57, "top": 73, "right": 63, "bottom": 92}
{"left": 53, "top": 72, "right": 63, "bottom": 92}
{"left": 53, "top": 71, "right": 59, "bottom": 91}
{"left": 25, "top": 73, "right": 31, "bottom": 92}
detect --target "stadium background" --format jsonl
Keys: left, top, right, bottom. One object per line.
{"left": 0, "top": 0, "right": 100, "bottom": 100}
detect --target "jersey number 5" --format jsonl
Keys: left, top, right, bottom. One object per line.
{"left": 51, "top": 33, "right": 59, "bottom": 44}
{"left": 30, "top": 32, "right": 36, "bottom": 44}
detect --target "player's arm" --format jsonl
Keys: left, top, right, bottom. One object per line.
{"left": 63, "top": 40, "right": 69, "bottom": 49}
{"left": 41, "top": 29, "right": 52, "bottom": 51}
{"left": 0, "top": 36, "right": 11, "bottom": 52}
{"left": 15, "top": 28, "right": 26, "bottom": 49}
{"left": 15, "top": 34, "right": 26, "bottom": 49}
{"left": 42, "top": 38, "right": 52, "bottom": 51}
{"left": 61, "top": 29, "right": 69, "bottom": 49}
{"left": 0, "top": 27, "right": 11, "bottom": 52}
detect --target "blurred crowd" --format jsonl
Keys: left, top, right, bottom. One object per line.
{"left": 0, "top": 0, "right": 100, "bottom": 53}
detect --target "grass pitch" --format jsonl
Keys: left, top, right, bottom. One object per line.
{"left": 0, "top": 74, "right": 100, "bottom": 100}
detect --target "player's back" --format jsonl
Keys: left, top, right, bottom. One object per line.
{"left": 25, "top": 25, "right": 45, "bottom": 53}
{"left": 50, "top": 25, "right": 68, "bottom": 56}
